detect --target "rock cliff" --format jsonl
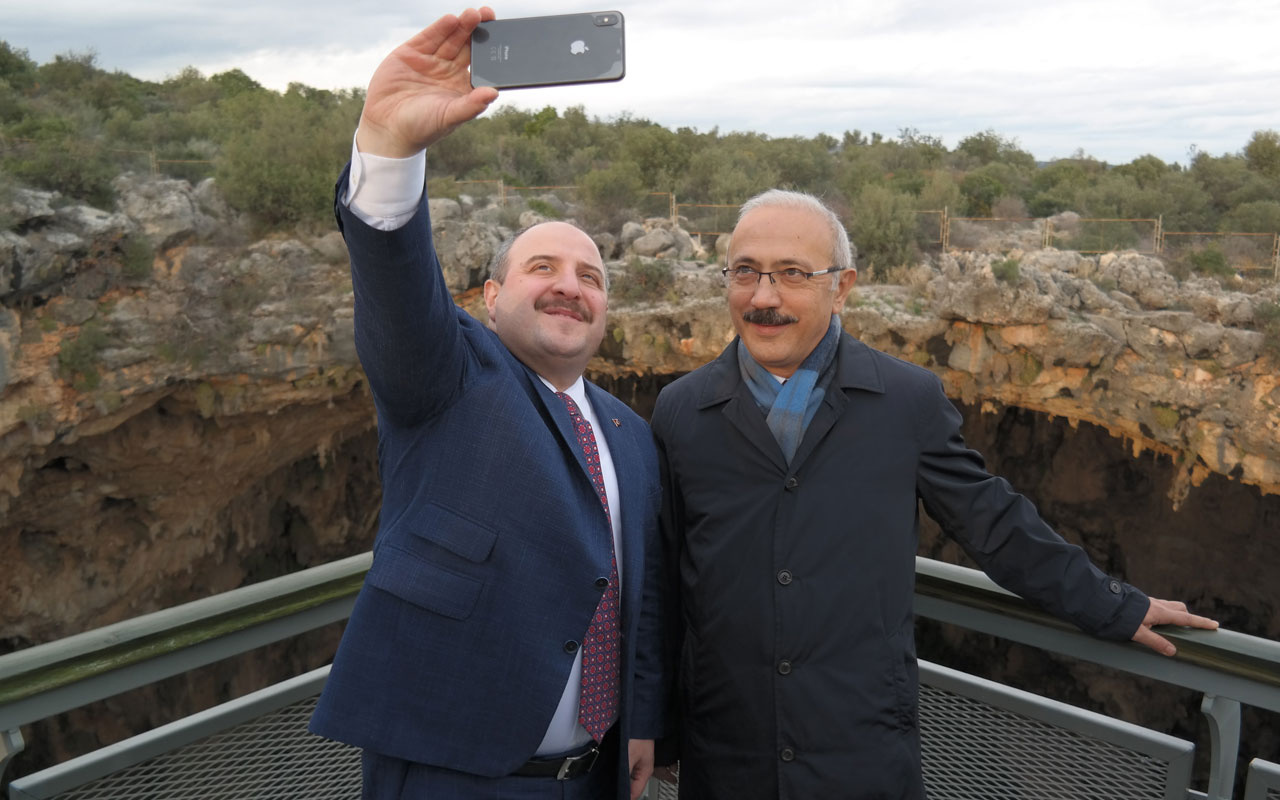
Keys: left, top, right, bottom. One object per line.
{"left": 2, "top": 175, "right": 1278, "bottom": 653}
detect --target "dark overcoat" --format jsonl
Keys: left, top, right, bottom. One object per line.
{"left": 649, "top": 331, "right": 1147, "bottom": 799}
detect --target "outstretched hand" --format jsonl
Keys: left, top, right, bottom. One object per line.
{"left": 1131, "top": 597, "right": 1218, "bottom": 656}
{"left": 357, "top": 7, "right": 500, "bottom": 158}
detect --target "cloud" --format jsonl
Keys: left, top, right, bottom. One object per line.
{"left": 5, "top": 0, "right": 1278, "bottom": 165}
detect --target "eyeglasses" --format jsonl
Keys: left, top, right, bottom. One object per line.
{"left": 722, "top": 265, "right": 844, "bottom": 289}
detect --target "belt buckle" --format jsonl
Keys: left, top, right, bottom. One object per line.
{"left": 556, "top": 745, "right": 600, "bottom": 780}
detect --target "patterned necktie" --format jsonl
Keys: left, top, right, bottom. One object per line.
{"left": 556, "top": 391, "right": 620, "bottom": 742}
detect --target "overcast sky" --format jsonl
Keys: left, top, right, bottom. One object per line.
{"left": 6, "top": 0, "right": 1278, "bottom": 166}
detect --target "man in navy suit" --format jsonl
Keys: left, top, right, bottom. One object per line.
{"left": 309, "top": 8, "right": 664, "bottom": 798}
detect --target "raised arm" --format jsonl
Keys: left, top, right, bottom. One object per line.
{"left": 342, "top": 8, "right": 505, "bottom": 426}
{"left": 357, "top": 7, "right": 499, "bottom": 158}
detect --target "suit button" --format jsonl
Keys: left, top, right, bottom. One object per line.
{"left": 595, "top": 577, "right": 610, "bottom": 589}
{"left": 777, "top": 660, "right": 792, "bottom": 675}
{"left": 1108, "top": 579, "right": 1122, "bottom": 594}
{"left": 777, "top": 569, "right": 793, "bottom": 585}
{"left": 784, "top": 476, "right": 799, "bottom": 490}
{"left": 563, "top": 640, "right": 579, "bottom": 654}
{"left": 779, "top": 747, "right": 795, "bottom": 762}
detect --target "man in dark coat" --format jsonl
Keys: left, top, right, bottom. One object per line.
{"left": 648, "top": 189, "right": 1218, "bottom": 799}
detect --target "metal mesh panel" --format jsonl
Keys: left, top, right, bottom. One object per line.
{"left": 1244, "top": 758, "right": 1280, "bottom": 800}
{"left": 642, "top": 766, "right": 679, "bottom": 800}
{"left": 919, "top": 684, "right": 1171, "bottom": 800}
{"left": 49, "top": 695, "right": 359, "bottom": 800}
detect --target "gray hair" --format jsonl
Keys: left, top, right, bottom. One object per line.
{"left": 738, "top": 189, "right": 858, "bottom": 277}
{"left": 488, "top": 221, "right": 610, "bottom": 292}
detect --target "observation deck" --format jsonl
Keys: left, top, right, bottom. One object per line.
{"left": 2, "top": 555, "right": 1278, "bottom": 799}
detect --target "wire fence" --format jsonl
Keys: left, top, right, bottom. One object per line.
{"left": 2, "top": 138, "right": 1276, "bottom": 277}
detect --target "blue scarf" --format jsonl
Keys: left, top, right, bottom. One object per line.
{"left": 737, "top": 315, "right": 842, "bottom": 464}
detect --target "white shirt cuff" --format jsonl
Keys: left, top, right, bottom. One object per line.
{"left": 343, "top": 131, "right": 427, "bottom": 231}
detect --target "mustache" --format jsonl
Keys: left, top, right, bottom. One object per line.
{"left": 536, "top": 297, "right": 593, "bottom": 322}
{"left": 742, "top": 308, "right": 798, "bottom": 326}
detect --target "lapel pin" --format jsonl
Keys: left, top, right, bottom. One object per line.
{"left": 612, "top": 419, "right": 621, "bottom": 427}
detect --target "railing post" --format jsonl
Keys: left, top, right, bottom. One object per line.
{"left": 1201, "top": 693, "right": 1241, "bottom": 800}
{"left": 1, "top": 727, "right": 25, "bottom": 784}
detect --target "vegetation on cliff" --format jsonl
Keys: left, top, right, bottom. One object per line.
{"left": 3, "top": 42, "right": 1280, "bottom": 269}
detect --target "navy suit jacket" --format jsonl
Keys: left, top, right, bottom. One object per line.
{"left": 310, "top": 165, "right": 667, "bottom": 791}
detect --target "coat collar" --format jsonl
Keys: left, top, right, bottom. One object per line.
{"left": 695, "top": 329, "right": 887, "bottom": 410}
{"left": 695, "top": 329, "right": 887, "bottom": 473}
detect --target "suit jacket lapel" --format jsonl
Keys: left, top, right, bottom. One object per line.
{"left": 511, "top": 357, "right": 595, "bottom": 483}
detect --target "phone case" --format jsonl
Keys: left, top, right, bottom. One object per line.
{"left": 470, "top": 11, "right": 625, "bottom": 90}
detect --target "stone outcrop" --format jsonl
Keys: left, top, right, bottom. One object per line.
{"left": 2, "top": 173, "right": 1278, "bottom": 652}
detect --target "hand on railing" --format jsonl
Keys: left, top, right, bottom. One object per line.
{"left": 1132, "top": 597, "right": 1219, "bottom": 656}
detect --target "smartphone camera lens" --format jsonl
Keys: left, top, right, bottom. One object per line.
{"left": 593, "top": 13, "right": 617, "bottom": 26}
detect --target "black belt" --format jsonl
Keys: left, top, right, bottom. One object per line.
{"left": 513, "top": 744, "right": 601, "bottom": 780}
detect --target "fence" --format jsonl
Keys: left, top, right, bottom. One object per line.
{"left": 3, "top": 137, "right": 1277, "bottom": 277}
{"left": 0, "top": 139, "right": 216, "bottom": 184}
{"left": 927, "top": 208, "right": 1278, "bottom": 278}
{"left": 2, "top": 554, "right": 1277, "bottom": 799}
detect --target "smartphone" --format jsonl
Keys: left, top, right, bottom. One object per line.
{"left": 470, "top": 11, "right": 625, "bottom": 90}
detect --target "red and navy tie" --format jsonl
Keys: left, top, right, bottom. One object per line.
{"left": 556, "top": 392, "right": 620, "bottom": 742}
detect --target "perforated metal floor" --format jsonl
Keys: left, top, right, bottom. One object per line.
{"left": 42, "top": 696, "right": 360, "bottom": 800}
{"left": 919, "top": 683, "right": 1175, "bottom": 800}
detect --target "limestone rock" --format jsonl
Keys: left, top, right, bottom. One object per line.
{"left": 431, "top": 220, "right": 501, "bottom": 292}
{"left": 53, "top": 205, "right": 135, "bottom": 240}
{"left": 1, "top": 187, "right": 58, "bottom": 227}
{"left": 631, "top": 229, "right": 676, "bottom": 258}
{"left": 428, "top": 198, "right": 462, "bottom": 222}
{"left": 1099, "top": 252, "right": 1180, "bottom": 309}
{"left": 517, "top": 209, "right": 547, "bottom": 228}
{"left": 620, "top": 221, "right": 645, "bottom": 249}
{"left": 112, "top": 174, "right": 215, "bottom": 249}
{"left": 193, "top": 178, "right": 232, "bottom": 219}
{"left": 593, "top": 232, "right": 617, "bottom": 261}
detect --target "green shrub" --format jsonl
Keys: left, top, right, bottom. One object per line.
{"left": 120, "top": 233, "right": 154, "bottom": 280}
{"left": 2, "top": 132, "right": 116, "bottom": 207}
{"left": 850, "top": 185, "right": 917, "bottom": 275}
{"left": 992, "top": 257, "right": 1021, "bottom": 284}
{"left": 426, "top": 176, "right": 462, "bottom": 201}
{"left": 527, "top": 198, "right": 563, "bottom": 220}
{"left": 1187, "top": 245, "right": 1233, "bottom": 278}
{"left": 580, "top": 161, "right": 645, "bottom": 231}
{"left": 612, "top": 257, "right": 674, "bottom": 304}
{"left": 215, "top": 86, "right": 359, "bottom": 228}
{"left": 57, "top": 319, "right": 109, "bottom": 390}
{"left": 1257, "top": 301, "right": 1280, "bottom": 361}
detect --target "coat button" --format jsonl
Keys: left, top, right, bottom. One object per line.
{"left": 784, "top": 476, "right": 799, "bottom": 490}
{"left": 563, "top": 640, "right": 579, "bottom": 654}
{"left": 1108, "top": 579, "right": 1122, "bottom": 594}
{"left": 777, "top": 569, "right": 793, "bottom": 585}
{"left": 779, "top": 747, "right": 795, "bottom": 762}
{"left": 777, "top": 660, "right": 792, "bottom": 675}
{"left": 595, "top": 577, "right": 610, "bottom": 589}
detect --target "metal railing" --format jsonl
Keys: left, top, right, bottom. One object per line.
{"left": 2, "top": 554, "right": 1277, "bottom": 799}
